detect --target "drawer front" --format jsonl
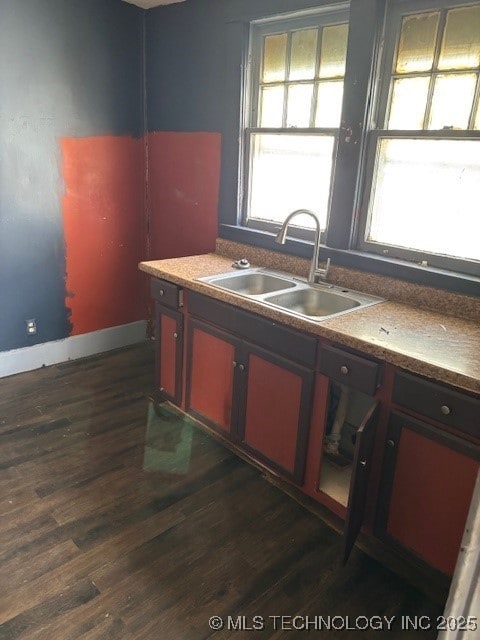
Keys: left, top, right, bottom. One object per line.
{"left": 150, "top": 278, "right": 181, "bottom": 309}
{"left": 318, "top": 344, "right": 380, "bottom": 395}
{"left": 187, "top": 292, "right": 317, "bottom": 368}
{"left": 393, "top": 371, "right": 480, "bottom": 438}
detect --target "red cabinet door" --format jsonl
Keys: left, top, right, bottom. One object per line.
{"left": 302, "top": 375, "right": 380, "bottom": 561}
{"left": 238, "top": 345, "right": 313, "bottom": 484}
{"left": 155, "top": 304, "right": 183, "bottom": 405}
{"left": 343, "top": 401, "right": 380, "bottom": 563}
{"left": 376, "top": 411, "right": 480, "bottom": 576}
{"left": 186, "top": 320, "right": 240, "bottom": 436}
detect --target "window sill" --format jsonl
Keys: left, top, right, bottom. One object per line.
{"left": 219, "top": 224, "right": 480, "bottom": 298}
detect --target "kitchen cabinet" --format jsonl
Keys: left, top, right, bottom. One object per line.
{"left": 238, "top": 344, "right": 314, "bottom": 483}
{"left": 186, "top": 292, "right": 315, "bottom": 483}
{"left": 186, "top": 319, "right": 240, "bottom": 436}
{"left": 148, "top": 275, "right": 480, "bottom": 580}
{"left": 303, "top": 344, "right": 382, "bottom": 561}
{"left": 151, "top": 279, "right": 183, "bottom": 405}
{"left": 375, "top": 372, "right": 480, "bottom": 577}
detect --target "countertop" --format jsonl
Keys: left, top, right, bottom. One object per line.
{"left": 139, "top": 253, "right": 480, "bottom": 394}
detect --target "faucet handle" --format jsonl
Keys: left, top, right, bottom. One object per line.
{"left": 314, "top": 257, "right": 331, "bottom": 282}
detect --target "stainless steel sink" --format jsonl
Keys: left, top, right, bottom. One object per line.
{"left": 203, "top": 271, "right": 296, "bottom": 295}
{"left": 198, "top": 268, "right": 384, "bottom": 321}
{"left": 263, "top": 288, "right": 359, "bottom": 318}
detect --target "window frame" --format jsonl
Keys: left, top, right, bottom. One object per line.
{"left": 355, "top": 0, "right": 480, "bottom": 276}
{"left": 240, "top": 6, "right": 350, "bottom": 242}
{"left": 218, "top": 0, "right": 480, "bottom": 294}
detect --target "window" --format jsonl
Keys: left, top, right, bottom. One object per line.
{"left": 359, "top": 0, "right": 480, "bottom": 270}
{"left": 243, "top": 7, "right": 349, "bottom": 236}
{"left": 233, "top": 0, "right": 480, "bottom": 281}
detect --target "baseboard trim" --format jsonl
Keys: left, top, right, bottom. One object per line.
{"left": 0, "top": 321, "right": 147, "bottom": 379}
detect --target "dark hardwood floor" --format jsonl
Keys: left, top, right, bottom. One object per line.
{"left": 0, "top": 343, "right": 444, "bottom": 639}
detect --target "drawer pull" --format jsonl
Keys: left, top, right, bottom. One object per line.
{"left": 340, "top": 365, "right": 349, "bottom": 375}
{"left": 239, "top": 364, "right": 245, "bottom": 372}
{"left": 440, "top": 405, "right": 451, "bottom": 416}
{"left": 360, "top": 460, "right": 367, "bottom": 467}
{"left": 159, "top": 289, "right": 164, "bottom": 296}
{"left": 387, "top": 439, "right": 395, "bottom": 448}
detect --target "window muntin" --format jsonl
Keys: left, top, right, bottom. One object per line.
{"left": 257, "top": 22, "right": 348, "bottom": 129}
{"left": 244, "top": 10, "right": 349, "bottom": 234}
{"left": 385, "top": 4, "right": 480, "bottom": 130}
{"left": 361, "top": 0, "right": 480, "bottom": 268}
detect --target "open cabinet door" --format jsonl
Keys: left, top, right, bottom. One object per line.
{"left": 342, "top": 401, "right": 380, "bottom": 564}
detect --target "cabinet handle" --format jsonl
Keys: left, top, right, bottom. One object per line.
{"left": 238, "top": 364, "right": 245, "bottom": 372}
{"left": 173, "top": 332, "right": 178, "bottom": 339}
{"left": 233, "top": 361, "right": 237, "bottom": 368}
{"left": 440, "top": 405, "right": 451, "bottom": 416}
{"left": 159, "top": 289, "right": 164, "bottom": 296}
{"left": 340, "top": 365, "right": 349, "bottom": 375}
{"left": 360, "top": 460, "right": 367, "bottom": 467}
{"left": 387, "top": 439, "right": 395, "bottom": 448}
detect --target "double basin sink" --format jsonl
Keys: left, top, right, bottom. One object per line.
{"left": 198, "top": 268, "right": 384, "bottom": 321}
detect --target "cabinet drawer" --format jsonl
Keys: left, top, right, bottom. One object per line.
{"left": 188, "top": 292, "right": 317, "bottom": 368}
{"left": 318, "top": 344, "right": 380, "bottom": 395}
{"left": 393, "top": 371, "right": 480, "bottom": 438}
{"left": 150, "top": 278, "right": 182, "bottom": 309}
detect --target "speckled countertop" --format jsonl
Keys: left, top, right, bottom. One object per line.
{"left": 139, "top": 253, "right": 480, "bottom": 395}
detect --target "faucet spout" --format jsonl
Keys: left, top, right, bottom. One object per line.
{"left": 274, "top": 209, "right": 329, "bottom": 283}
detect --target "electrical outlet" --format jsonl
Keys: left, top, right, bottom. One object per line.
{"left": 26, "top": 319, "right": 37, "bottom": 336}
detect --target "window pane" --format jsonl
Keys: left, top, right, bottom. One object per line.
{"left": 315, "top": 81, "right": 344, "bottom": 127}
{"left": 388, "top": 77, "right": 429, "bottom": 129}
{"left": 262, "top": 34, "right": 287, "bottom": 83}
{"left": 438, "top": 6, "right": 480, "bottom": 70}
{"left": 286, "top": 84, "right": 313, "bottom": 127}
{"left": 396, "top": 13, "right": 439, "bottom": 73}
{"left": 289, "top": 29, "right": 318, "bottom": 80}
{"left": 428, "top": 74, "right": 477, "bottom": 129}
{"left": 248, "top": 134, "right": 335, "bottom": 229}
{"left": 367, "top": 138, "right": 480, "bottom": 261}
{"left": 319, "top": 24, "right": 348, "bottom": 78}
{"left": 260, "top": 86, "right": 284, "bottom": 127}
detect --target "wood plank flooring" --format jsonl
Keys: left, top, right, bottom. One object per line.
{"left": 0, "top": 343, "right": 444, "bottom": 639}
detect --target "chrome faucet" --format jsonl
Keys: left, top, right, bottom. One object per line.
{"left": 274, "top": 209, "right": 330, "bottom": 284}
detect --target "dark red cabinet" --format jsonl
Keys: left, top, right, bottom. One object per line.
{"left": 375, "top": 411, "right": 480, "bottom": 576}
{"left": 186, "top": 319, "right": 240, "bottom": 435}
{"left": 342, "top": 400, "right": 380, "bottom": 563}
{"left": 150, "top": 280, "right": 480, "bottom": 581}
{"left": 186, "top": 318, "right": 314, "bottom": 484}
{"left": 151, "top": 277, "right": 184, "bottom": 406}
{"left": 238, "top": 345, "right": 314, "bottom": 483}
{"left": 302, "top": 342, "right": 384, "bottom": 561}
{"left": 154, "top": 305, "right": 183, "bottom": 405}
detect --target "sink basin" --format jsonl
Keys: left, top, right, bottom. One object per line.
{"left": 263, "top": 288, "right": 360, "bottom": 318}
{"left": 202, "top": 271, "right": 296, "bottom": 295}
{"left": 198, "top": 268, "right": 384, "bottom": 321}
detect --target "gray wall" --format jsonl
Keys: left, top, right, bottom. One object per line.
{"left": 145, "top": 0, "right": 340, "bottom": 226}
{"left": 0, "top": 0, "right": 144, "bottom": 352}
